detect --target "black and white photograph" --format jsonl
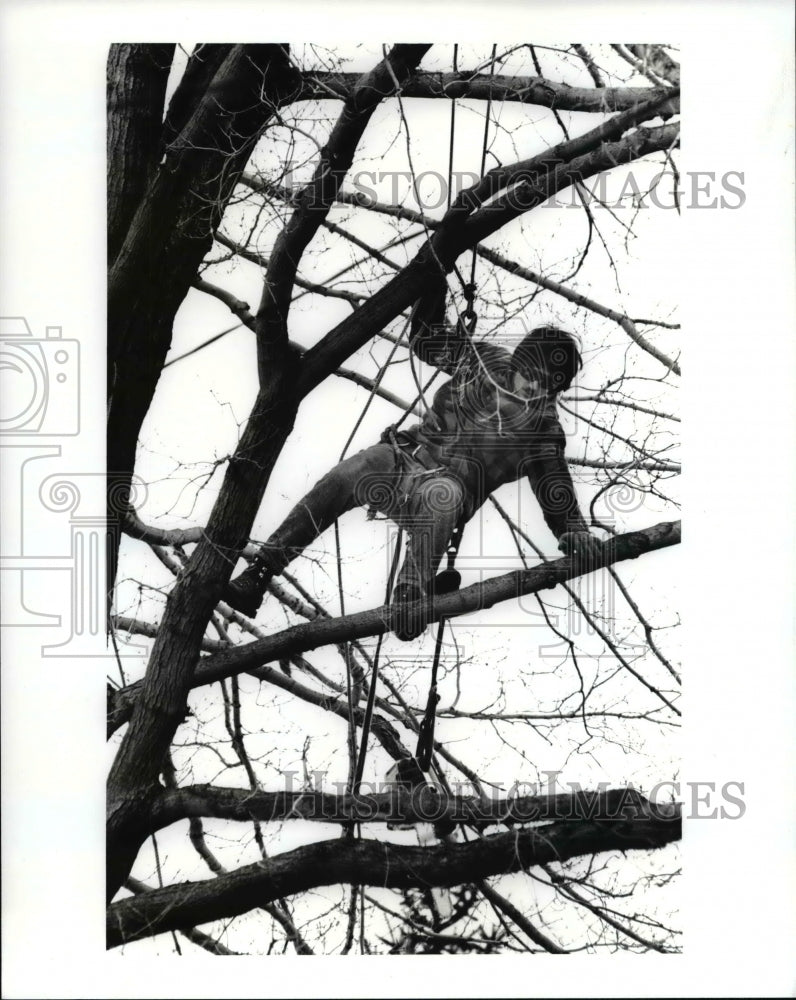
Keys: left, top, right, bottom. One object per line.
{"left": 106, "top": 41, "right": 685, "bottom": 954}
{"left": 1, "top": 2, "right": 794, "bottom": 996}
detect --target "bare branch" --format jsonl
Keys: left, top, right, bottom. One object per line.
{"left": 477, "top": 880, "right": 566, "bottom": 954}
{"left": 253, "top": 44, "right": 430, "bottom": 362}
{"left": 626, "top": 45, "right": 680, "bottom": 87}
{"left": 124, "top": 877, "right": 240, "bottom": 955}
{"left": 571, "top": 45, "right": 605, "bottom": 88}
{"left": 297, "top": 119, "right": 679, "bottom": 392}
{"left": 109, "top": 520, "right": 680, "bottom": 733}
{"left": 150, "top": 783, "right": 675, "bottom": 833}
{"left": 301, "top": 71, "right": 675, "bottom": 114}
{"left": 478, "top": 246, "right": 681, "bottom": 376}
{"left": 108, "top": 800, "right": 680, "bottom": 947}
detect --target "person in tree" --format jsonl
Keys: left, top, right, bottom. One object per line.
{"left": 224, "top": 274, "right": 602, "bottom": 640}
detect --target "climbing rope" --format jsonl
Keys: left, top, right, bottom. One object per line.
{"left": 353, "top": 508, "right": 466, "bottom": 792}
{"left": 353, "top": 44, "right": 496, "bottom": 792}
{"left": 469, "top": 43, "right": 498, "bottom": 297}
{"left": 414, "top": 517, "right": 464, "bottom": 772}
{"left": 446, "top": 44, "right": 458, "bottom": 215}
{"left": 334, "top": 318, "right": 412, "bottom": 791}
{"left": 353, "top": 525, "right": 404, "bottom": 792}
{"left": 388, "top": 44, "right": 495, "bottom": 781}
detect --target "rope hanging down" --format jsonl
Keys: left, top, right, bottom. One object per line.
{"left": 467, "top": 43, "right": 498, "bottom": 300}
{"left": 353, "top": 507, "right": 466, "bottom": 792}
{"left": 355, "top": 44, "right": 495, "bottom": 791}
{"left": 406, "top": 37, "right": 497, "bottom": 775}
{"left": 450, "top": 43, "right": 496, "bottom": 335}
{"left": 414, "top": 517, "right": 464, "bottom": 772}
{"left": 353, "top": 526, "right": 403, "bottom": 791}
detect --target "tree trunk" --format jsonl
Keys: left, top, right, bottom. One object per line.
{"left": 107, "top": 44, "right": 300, "bottom": 598}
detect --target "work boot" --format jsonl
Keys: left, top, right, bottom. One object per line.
{"left": 391, "top": 582, "right": 429, "bottom": 642}
{"left": 223, "top": 553, "right": 273, "bottom": 617}
{"left": 433, "top": 568, "right": 461, "bottom": 595}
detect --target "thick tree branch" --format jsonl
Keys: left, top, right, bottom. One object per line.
{"left": 107, "top": 45, "right": 300, "bottom": 604}
{"left": 296, "top": 117, "right": 678, "bottom": 394}
{"left": 107, "top": 52, "right": 445, "bottom": 902}
{"left": 108, "top": 800, "right": 680, "bottom": 947}
{"left": 120, "top": 511, "right": 207, "bottom": 548}
{"left": 190, "top": 274, "right": 420, "bottom": 413}
{"left": 204, "top": 522, "right": 679, "bottom": 681}
{"left": 461, "top": 122, "right": 680, "bottom": 246}
{"left": 301, "top": 71, "right": 676, "bottom": 115}
{"left": 149, "top": 784, "right": 677, "bottom": 833}
{"left": 160, "top": 44, "right": 231, "bottom": 150}
{"left": 239, "top": 170, "right": 680, "bottom": 375}
{"left": 108, "top": 520, "right": 680, "bottom": 733}
{"left": 571, "top": 45, "right": 605, "bottom": 89}
{"left": 108, "top": 45, "right": 298, "bottom": 332}
{"left": 124, "top": 877, "right": 240, "bottom": 955}
{"left": 253, "top": 44, "right": 430, "bottom": 368}
{"left": 107, "top": 44, "right": 175, "bottom": 266}
{"left": 113, "top": 616, "right": 228, "bottom": 654}
{"left": 450, "top": 88, "right": 678, "bottom": 213}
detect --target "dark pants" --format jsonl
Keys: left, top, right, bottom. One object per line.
{"left": 255, "top": 443, "right": 466, "bottom": 597}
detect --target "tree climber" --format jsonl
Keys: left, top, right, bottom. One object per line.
{"left": 224, "top": 272, "right": 602, "bottom": 640}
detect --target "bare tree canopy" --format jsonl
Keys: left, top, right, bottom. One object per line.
{"left": 103, "top": 41, "right": 688, "bottom": 956}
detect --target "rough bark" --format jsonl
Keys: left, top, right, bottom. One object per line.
{"left": 107, "top": 362, "right": 299, "bottom": 898}
{"left": 301, "top": 71, "right": 678, "bottom": 114}
{"left": 149, "top": 784, "right": 679, "bottom": 833}
{"left": 108, "top": 800, "right": 680, "bottom": 947}
{"left": 107, "top": 44, "right": 175, "bottom": 266}
{"left": 160, "top": 44, "right": 231, "bottom": 151}
{"left": 107, "top": 44, "right": 300, "bottom": 596}
{"left": 106, "top": 45, "right": 432, "bottom": 902}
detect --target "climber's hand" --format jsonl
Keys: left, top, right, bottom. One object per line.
{"left": 558, "top": 530, "right": 603, "bottom": 567}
